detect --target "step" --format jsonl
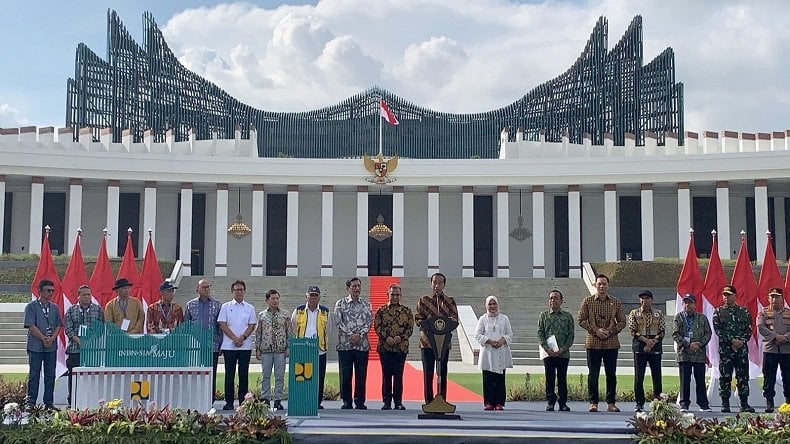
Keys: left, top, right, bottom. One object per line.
{"left": 0, "top": 342, "right": 26, "bottom": 349}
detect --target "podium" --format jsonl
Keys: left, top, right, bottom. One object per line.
{"left": 73, "top": 322, "right": 213, "bottom": 411}
{"left": 419, "top": 315, "right": 461, "bottom": 420}
{"left": 288, "top": 337, "right": 319, "bottom": 417}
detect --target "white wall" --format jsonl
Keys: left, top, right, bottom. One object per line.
{"left": 439, "top": 190, "right": 462, "bottom": 277}
{"left": 80, "top": 189, "right": 108, "bottom": 256}
{"left": 404, "top": 191, "right": 428, "bottom": 277}
{"left": 155, "top": 189, "right": 179, "bottom": 260}
{"left": 297, "top": 190, "right": 322, "bottom": 277}
{"left": 654, "top": 192, "right": 678, "bottom": 258}
{"left": 332, "top": 190, "right": 357, "bottom": 278}
{"left": 226, "top": 190, "right": 254, "bottom": 277}
{"left": 10, "top": 189, "right": 31, "bottom": 254}
{"left": 581, "top": 193, "right": 605, "bottom": 263}
{"left": 544, "top": 193, "right": 556, "bottom": 278}
{"left": 507, "top": 191, "right": 533, "bottom": 277}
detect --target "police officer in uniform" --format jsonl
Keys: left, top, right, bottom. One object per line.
{"left": 712, "top": 285, "right": 755, "bottom": 413}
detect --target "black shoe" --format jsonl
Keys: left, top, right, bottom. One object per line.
{"left": 559, "top": 404, "right": 571, "bottom": 412}
{"left": 545, "top": 403, "right": 555, "bottom": 412}
{"left": 341, "top": 403, "right": 353, "bottom": 410}
{"left": 355, "top": 404, "right": 367, "bottom": 410}
{"left": 44, "top": 404, "right": 59, "bottom": 412}
{"left": 635, "top": 404, "right": 644, "bottom": 413}
{"left": 222, "top": 403, "right": 234, "bottom": 411}
{"left": 766, "top": 398, "right": 775, "bottom": 413}
{"left": 720, "top": 406, "right": 730, "bottom": 413}
{"left": 273, "top": 401, "right": 284, "bottom": 411}
{"left": 381, "top": 404, "right": 392, "bottom": 410}
{"left": 394, "top": 404, "right": 406, "bottom": 410}
{"left": 318, "top": 405, "right": 324, "bottom": 409}
{"left": 263, "top": 399, "right": 270, "bottom": 407}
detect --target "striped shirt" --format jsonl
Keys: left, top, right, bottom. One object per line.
{"left": 415, "top": 293, "right": 459, "bottom": 349}
{"left": 578, "top": 293, "right": 626, "bottom": 349}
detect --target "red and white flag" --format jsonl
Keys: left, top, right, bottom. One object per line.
{"left": 674, "top": 231, "right": 704, "bottom": 353}
{"left": 380, "top": 99, "right": 399, "bottom": 125}
{"left": 138, "top": 232, "right": 164, "bottom": 333}
{"left": 702, "top": 231, "right": 726, "bottom": 377}
{"left": 61, "top": 231, "right": 88, "bottom": 309}
{"left": 785, "top": 256, "right": 790, "bottom": 307}
{"left": 731, "top": 233, "right": 761, "bottom": 377}
{"left": 757, "top": 233, "right": 783, "bottom": 309}
{"left": 117, "top": 231, "right": 140, "bottom": 297}
{"left": 90, "top": 232, "right": 114, "bottom": 308}
{"left": 31, "top": 229, "right": 68, "bottom": 378}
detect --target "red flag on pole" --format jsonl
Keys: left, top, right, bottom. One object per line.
{"left": 702, "top": 230, "right": 727, "bottom": 376}
{"left": 785, "top": 257, "right": 790, "bottom": 307}
{"left": 757, "top": 232, "right": 783, "bottom": 308}
{"left": 138, "top": 230, "right": 164, "bottom": 311}
{"left": 379, "top": 99, "right": 399, "bottom": 125}
{"left": 30, "top": 227, "right": 68, "bottom": 377}
{"left": 90, "top": 230, "right": 114, "bottom": 308}
{"left": 117, "top": 229, "right": 140, "bottom": 298}
{"left": 61, "top": 230, "right": 88, "bottom": 307}
{"left": 731, "top": 232, "right": 761, "bottom": 373}
{"left": 676, "top": 229, "right": 704, "bottom": 315}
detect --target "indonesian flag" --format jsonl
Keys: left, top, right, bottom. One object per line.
{"left": 137, "top": 232, "right": 164, "bottom": 333}
{"left": 786, "top": 257, "right": 790, "bottom": 307}
{"left": 675, "top": 231, "right": 704, "bottom": 352}
{"left": 731, "top": 234, "right": 762, "bottom": 377}
{"left": 702, "top": 231, "right": 726, "bottom": 378}
{"left": 59, "top": 232, "right": 88, "bottom": 376}
{"left": 90, "top": 232, "right": 114, "bottom": 308}
{"left": 757, "top": 233, "right": 783, "bottom": 309}
{"left": 31, "top": 229, "right": 68, "bottom": 378}
{"left": 117, "top": 231, "right": 140, "bottom": 298}
{"left": 380, "top": 99, "right": 399, "bottom": 125}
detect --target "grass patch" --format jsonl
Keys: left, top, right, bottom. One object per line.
{"left": 0, "top": 256, "right": 175, "bottom": 285}
{"left": 0, "top": 293, "right": 29, "bottom": 303}
{"left": 591, "top": 257, "right": 776, "bottom": 287}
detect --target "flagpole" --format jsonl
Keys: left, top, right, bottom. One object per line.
{"left": 379, "top": 99, "right": 383, "bottom": 157}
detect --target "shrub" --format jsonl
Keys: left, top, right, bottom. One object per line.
{"left": 0, "top": 378, "right": 27, "bottom": 406}
{"left": 506, "top": 373, "right": 678, "bottom": 402}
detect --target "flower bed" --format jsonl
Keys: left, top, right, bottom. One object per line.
{"left": 630, "top": 395, "right": 790, "bottom": 443}
{"left": 0, "top": 394, "right": 290, "bottom": 444}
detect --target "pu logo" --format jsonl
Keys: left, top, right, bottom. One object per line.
{"left": 131, "top": 380, "right": 150, "bottom": 400}
{"left": 295, "top": 362, "right": 313, "bottom": 381}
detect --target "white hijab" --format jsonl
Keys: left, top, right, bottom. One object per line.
{"left": 485, "top": 295, "right": 499, "bottom": 317}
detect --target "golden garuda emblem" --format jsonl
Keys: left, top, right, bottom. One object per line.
{"left": 363, "top": 153, "right": 398, "bottom": 184}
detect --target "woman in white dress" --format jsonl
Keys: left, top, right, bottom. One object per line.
{"left": 475, "top": 295, "right": 514, "bottom": 410}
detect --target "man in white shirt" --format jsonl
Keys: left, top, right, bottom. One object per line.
{"left": 218, "top": 279, "right": 257, "bottom": 410}
{"left": 291, "top": 285, "right": 333, "bottom": 409}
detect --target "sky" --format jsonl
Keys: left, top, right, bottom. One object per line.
{"left": 1, "top": 0, "right": 789, "bottom": 134}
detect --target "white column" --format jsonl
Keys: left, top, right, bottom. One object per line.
{"left": 568, "top": 185, "right": 582, "bottom": 278}
{"left": 321, "top": 186, "right": 334, "bottom": 277}
{"left": 427, "top": 186, "right": 440, "bottom": 276}
{"left": 286, "top": 185, "right": 299, "bottom": 276}
{"left": 604, "top": 185, "right": 618, "bottom": 261}
{"left": 250, "top": 184, "right": 265, "bottom": 276}
{"left": 215, "top": 184, "right": 229, "bottom": 276}
{"left": 28, "top": 177, "right": 44, "bottom": 254}
{"left": 532, "top": 186, "right": 546, "bottom": 277}
{"left": 0, "top": 176, "right": 5, "bottom": 254}
{"left": 641, "top": 184, "right": 655, "bottom": 261}
{"left": 179, "top": 183, "right": 193, "bottom": 276}
{"left": 462, "top": 186, "right": 474, "bottom": 277}
{"left": 392, "top": 187, "right": 405, "bottom": 277}
{"left": 67, "top": 179, "right": 83, "bottom": 252}
{"left": 356, "top": 186, "right": 369, "bottom": 277}
{"left": 677, "top": 183, "right": 691, "bottom": 259}
{"left": 143, "top": 181, "right": 157, "bottom": 253}
{"left": 775, "top": 197, "right": 787, "bottom": 262}
{"left": 496, "top": 186, "right": 510, "bottom": 278}
{"left": 716, "top": 181, "right": 731, "bottom": 259}
{"left": 755, "top": 180, "right": 769, "bottom": 262}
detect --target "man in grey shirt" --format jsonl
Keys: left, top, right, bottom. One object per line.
{"left": 24, "top": 279, "right": 63, "bottom": 411}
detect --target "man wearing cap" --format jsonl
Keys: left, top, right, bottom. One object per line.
{"left": 105, "top": 278, "right": 144, "bottom": 334}
{"left": 712, "top": 285, "right": 755, "bottom": 413}
{"left": 672, "top": 294, "right": 712, "bottom": 412}
{"left": 577, "top": 274, "right": 626, "bottom": 412}
{"left": 757, "top": 287, "right": 790, "bottom": 413}
{"left": 334, "top": 277, "right": 373, "bottom": 410}
{"left": 627, "top": 290, "right": 665, "bottom": 412}
{"left": 64, "top": 284, "right": 103, "bottom": 406}
{"left": 218, "top": 280, "right": 257, "bottom": 411}
{"left": 146, "top": 281, "right": 185, "bottom": 334}
{"left": 186, "top": 279, "right": 223, "bottom": 402}
{"left": 292, "top": 285, "right": 332, "bottom": 409}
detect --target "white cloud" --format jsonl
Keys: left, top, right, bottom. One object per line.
{"left": 156, "top": 0, "right": 790, "bottom": 132}
{"left": 0, "top": 97, "right": 28, "bottom": 128}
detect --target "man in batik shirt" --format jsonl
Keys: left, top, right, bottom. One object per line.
{"left": 334, "top": 277, "right": 373, "bottom": 410}
{"left": 374, "top": 283, "right": 414, "bottom": 410}
{"left": 255, "top": 289, "right": 290, "bottom": 411}
{"left": 147, "top": 281, "right": 185, "bottom": 333}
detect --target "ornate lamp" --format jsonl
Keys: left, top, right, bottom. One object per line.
{"left": 227, "top": 188, "right": 252, "bottom": 239}
{"left": 509, "top": 189, "right": 532, "bottom": 241}
{"left": 368, "top": 214, "right": 392, "bottom": 242}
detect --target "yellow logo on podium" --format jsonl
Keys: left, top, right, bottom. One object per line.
{"left": 295, "top": 362, "right": 313, "bottom": 381}
{"left": 131, "top": 380, "right": 150, "bottom": 400}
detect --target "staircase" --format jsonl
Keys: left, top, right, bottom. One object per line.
{"left": 0, "top": 310, "right": 30, "bottom": 365}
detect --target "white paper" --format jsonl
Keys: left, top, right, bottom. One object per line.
{"left": 78, "top": 325, "right": 87, "bottom": 337}
{"left": 547, "top": 335, "right": 559, "bottom": 352}
{"left": 120, "top": 319, "right": 130, "bottom": 331}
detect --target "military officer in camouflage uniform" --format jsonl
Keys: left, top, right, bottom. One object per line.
{"left": 712, "top": 285, "right": 755, "bottom": 413}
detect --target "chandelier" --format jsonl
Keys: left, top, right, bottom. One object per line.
{"left": 227, "top": 188, "right": 252, "bottom": 239}
{"left": 509, "top": 189, "right": 532, "bottom": 241}
{"left": 368, "top": 214, "right": 392, "bottom": 242}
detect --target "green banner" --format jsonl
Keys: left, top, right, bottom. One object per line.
{"left": 80, "top": 322, "right": 213, "bottom": 367}
{"left": 288, "top": 337, "right": 319, "bottom": 417}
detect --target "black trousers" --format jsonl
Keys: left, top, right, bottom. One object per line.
{"left": 634, "top": 353, "right": 663, "bottom": 406}
{"left": 380, "top": 351, "right": 407, "bottom": 406}
{"left": 763, "top": 352, "right": 790, "bottom": 401}
{"left": 678, "top": 361, "right": 709, "bottom": 408}
{"left": 421, "top": 347, "right": 449, "bottom": 403}
{"left": 544, "top": 356, "right": 569, "bottom": 406}
{"left": 482, "top": 370, "right": 506, "bottom": 407}
{"left": 318, "top": 353, "right": 327, "bottom": 406}
{"left": 587, "top": 348, "right": 618, "bottom": 404}
{"left": 338, "top": 349, "right": 369, "bottom": 406}
{"left": 66, "top": 352, "right": 80, "bottom": 406}
{"left": 212, "top": 351, "right": 220, "bottom": 402}
{"left": 223, "top": 349, "right": 251, "bottom": 406}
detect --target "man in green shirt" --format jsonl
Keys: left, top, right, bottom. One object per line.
{"left": 537, "top": 289, "right": 575, "bottom": 412}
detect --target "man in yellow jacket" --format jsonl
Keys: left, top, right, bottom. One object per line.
{"left": 104, "top": 278, "right": 144, "bottom": 334}
{"left": 291, "top": 285, "right": 332, "bottom": 409}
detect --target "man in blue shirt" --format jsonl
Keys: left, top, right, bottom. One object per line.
{"left": 24, "top": 279, "right": 63, "bottom": 411}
